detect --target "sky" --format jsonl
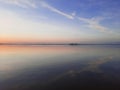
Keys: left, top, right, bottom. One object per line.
{"left": 0, "top": 0, "right": 120, "bottom": 44}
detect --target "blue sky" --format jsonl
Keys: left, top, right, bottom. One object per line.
{"left": 0, "top": 0, "right": 120, "bottom": 43}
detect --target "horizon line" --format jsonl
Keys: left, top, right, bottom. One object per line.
{"left": 0, "top": 43, "right": 120, "bottom": 46}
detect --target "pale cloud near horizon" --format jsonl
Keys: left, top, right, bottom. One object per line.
{"left": 0, "top": 9, "right": 80, "bottom": 41}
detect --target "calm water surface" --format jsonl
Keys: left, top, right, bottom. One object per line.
{"left": 0, "top": 45, "right": 120, "bottom": 90}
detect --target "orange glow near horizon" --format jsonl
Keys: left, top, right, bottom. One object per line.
{"left": 0, "top": 37, "right": 84, "bottom": 43}
{"left": 0, "top": 35, "right": 85, "bottom": 44}
{"left": 0, "top": 45, "right": 90, "bottom": 53}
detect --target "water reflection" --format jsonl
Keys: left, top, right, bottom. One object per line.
{"left": 0, "top": 45, "right": 120, "bottom": 90}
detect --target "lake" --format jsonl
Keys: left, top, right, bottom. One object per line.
{"left": 0, "top": 45, "right": 120, "bottom": 90}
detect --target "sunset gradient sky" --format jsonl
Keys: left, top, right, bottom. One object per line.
{"left": 0, "top": 0, "right": 120, "bottom": 44}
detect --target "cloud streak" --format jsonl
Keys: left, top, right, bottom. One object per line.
{"left": 0, "top": 0, "right": 117, "bottom": 34}
{"left": 77, "top": 16, "right": 120, "bottom": 35}
{"left": 78, "top": 17, "right": 109, "bottom": 32}
{"left": 0, "top": 0, "right": 75, "bottom": 19}
{"left": 0, "top": 0, "right": 37, "bottom": 8}
{"left": 40, "top": 1, "right": 75, "bottom": 19}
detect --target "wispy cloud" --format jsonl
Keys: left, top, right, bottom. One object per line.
{"left": 40, "top": 1, "right": 75, "bottom": 19}
{"left": 0, "top": 0, "right": 75, "bottom": 19}
{"left": 0, "top": 0, "right": 118, "bottom": 34}
{"left": 0, "top": 0, "right": 37, "bottom": 8}
{"left": 77, "top": 16, "right": 120, "bottom": 35}
{"left": 78, "top": 17, "right": 109, "bottom": 32}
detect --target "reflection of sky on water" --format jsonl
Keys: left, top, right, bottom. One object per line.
{"left": 0, "top": 45, "right": 120, "bottom": 90}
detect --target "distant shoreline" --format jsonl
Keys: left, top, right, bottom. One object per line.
{"left": 0, "top": 43, "right": 120, "bottom": 46}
